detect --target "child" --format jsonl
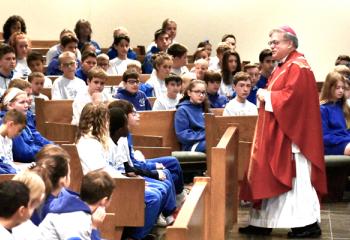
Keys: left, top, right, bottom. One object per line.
{"left": 28, "top": 72, "right": 49, "bottom": 114}
{"left": 243, "top": 63, "right": 260, "bottom": 105}
{"left": 107, "top": 27, "right": 137, "bottom": 61}
{"left": 220, "top": 50, "right": 241, "bottom": 98}
{"left": 193, "top": 58, "right": 209, "bottom": 80}
{"left": 0, "top": 180, "right": 30, "bottom": 238}
{"left": 208, "top": 42, "right": 231, "bottom": 72}
{"left": 0, "top": 109, "right": 26, "bottom": 173}
{"left": 167, "top": 43, "right": 189, "bottom": 76}
{"left": 197, "top": 40, "right": 212, "bottom": 57}
{"left": 146, "top": 19, "right": 177, "bottom": 52}
{"left": 71, "top": 67, "right": 110, "bottom": 125}
{"left": 204, "top": 70, "right": 228, "bottom": 108}
{"left": 142, "top": 29, "right": 170, "bottom": 74}
{"left": 141, "top": 52, "right": 173, "bottom": 98}
{"left": 51, "top": 51, "right": 86, "bottom": 100}
{"left": 223, "top": 72, "right": 258, "bottom": 116}
{"left": 114, "top": 69, "right": 151, "bottom": 111}
{"left": 26, "top": 52, "right": 53, "bottom": 87}
{"left": 7, "top": 79, "right": 33, "bottom": 114}
{"left": 174, "top": 80, "right": 209, "bottom": 153}
{"left": 2, "top": 15, "right": 27, "bottom": 43}
{"left": 47, "top": 35, "right": 79, "bottom": 76}
{"left": 193, "top": 47, "right": 209, "bottom": 62}
{"left": 9, "top": 32, "right": 31, "bottom": 78}
{"left": 0, "top": 87, "right": 52, "bottom": 163}
{"left": 75, "top": 51, "right": 97, "bottom": 82}
{"left": 74, "top": 19, "right": 101, "bottom": 55}
{"left": 96, "top": 53, "right": 109, "bottom": 72}
{"left": 153, "top": 74, "right": 182, "bottom": 110}
{"left": 222, "top": 34, "right": 237, "bottom": 50}
{"left": 0, "top": 44, "right": 18, "bottom": 96}
{"left": 107, "top": 35, "right": 140, "bottom": 75}
{"left": 320, "top": 71, "right": 350, "bottom": 155}
{"left": 39, "top": 170, "right": 113, "bottom": 240}
{"left": 257, "top": 49, "right": 274, "bottom": 89}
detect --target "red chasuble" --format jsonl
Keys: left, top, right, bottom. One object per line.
{"left": 240, "top": 51, "right": 327, "bottom": 201}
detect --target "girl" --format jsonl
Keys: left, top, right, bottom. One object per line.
{"left": 9, "top": 32, "right": 31, "bottom": 77}
{"left": 197, "top": 40, "right": 212, "bottom": 57}
{"left": 0, "top": 88, "right": 52, "bottom": 163}
{"left": 220, "top": 50, "right": 241, "bottom": 98}
{"left": 141, "top": 52, "right": 173, "bottom": 98}
{"left": 162, "top": 18, "right": 177, "bottom": 44}
{"left": 174, "top": 80, "right": 209, "bottom": 153}
{"left": 74, "top": 19, "right": 101, "bottom": 55}
{"left": 320, "top": 71, "right": 350, "bottom": 155}
{"left": 2, "top": 15, "right": 27, "bottom": 43}
{"left": 193, "top": 47, "right": 209, "bottom": 62}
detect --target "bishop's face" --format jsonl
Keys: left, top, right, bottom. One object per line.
{"left": 269, "top": 32, "right": 293, "bottom": 61}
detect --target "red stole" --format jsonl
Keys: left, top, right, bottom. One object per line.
{"left": 240, "top": 51, "right": 327, "bottom": 201}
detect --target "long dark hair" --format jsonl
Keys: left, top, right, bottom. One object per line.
{"left": 221, "top": 50, "right": 241, "bottom": 85}
{"left": 179, "top": 80, "right": 210, "bottom": 113}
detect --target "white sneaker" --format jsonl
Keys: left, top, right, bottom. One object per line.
{"left": 156, "top": 214, "right": 167, "bottom": 227}
{"left": 176, "top": 190, "right": 186, "bottom": 208}
{"left": 165, "top": 215, "right": 175, "bottom": 225}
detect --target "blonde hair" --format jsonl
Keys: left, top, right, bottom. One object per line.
{"left": 13, "top": 170, "right": 45, "bottom": 203}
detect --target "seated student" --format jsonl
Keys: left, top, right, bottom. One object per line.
{"left": 242, "top": 63, "right": 260, "bottom": 105}
{"left": 72, "top": 67, "right": 110, "bottom": 125}
{"left": 0, "top": 44, "right": 20, "bottom": 97}
{"left": 107, "top": 27, "right": 137, "bottom": 61}
{"left": 0, "top": 109, "right": 26, "bottom": 173}
{"left": 142, "top": 29, "right": 170, "bottom": 74}
{"left": 28, "top": 72, "right": 49, "bottom": 114}
{"left": 167, "top": 43, "right": 189, "bottom": 76}
{"left": 39, "top": 170, "right": 113, "bottom": 240}
{"left": 222, "top": 34, "right": 237, "bottom": 50}
{"left": 74, "top": 19, "right": 101, "bottom": 55}
{"left": 191, "top": 58, "right": 209, "bottom": 80}
{"left": 96, "top": 53, "right": 110, "bottom": 72}
{"left": 9, "top": 32, "right": 31, "bottom": 78}
{"left": 51, "top": 51, "right": 86, "bottom": 100}
{"left": 0, "top": 180, "right": 30, "bottom": 239}
{"left": 223, "top": 72, "right": 258, "bottom": 116}
{"left": 146, "top": 18, "right": 177, "bottom": 52}
{"left": 174, "top": 80, "right": 209, "bottom": 153}
{"left": 197, "top": 40, "right": 212, "bottom": 58}
{"left": 320, "top": 71, "right": 350, "bottom": 155}
{"left": 141, "top": 52, "right": 173, "bottom": 98}
{"left": 11, "top": 170, "right": 46, "bottom": 240}
{"left": 75, "top": 51, "right": 97, "bottom": 82}
{"left": 180, "top": 73, "right": 195, "bottom": 94}
{"left": 107, "top": 35, "right": 140, "bottom": 76}
{"left": 0, "top": 88, "right": 52, "bottom": 163}
{"left": 204, "top": 71, "right": 228, "bottom": 108}
{"left": 153, "top": 74, "right": 182, "bottom": 110}
{"left": 335, "top": 54, "right": 350, "bottom": 66}
{"left": 220, "top": 50, "right": 241, "bottom": 98}
{"left": 192, "top": 47, "right": 209, "bottom": 62}
{"left": 26, "top": 52, "right": 53, "bottom": 87}
{"left": 208, "top": 42, "right": 231, "bottom": 72}
{"left": 114, "top": 70, "right": 151, "bottom": 111}
{"left": 47, "top": 35, "right": 80, "bottom": 76}
{"left": 257, "top": 49, "right": 274, "bottom": 89}
{"left": 8, "top": 79, "right": 33, "bottom": 110}
{"left": 2, "top": 15, "right": 27, "bottom": 43}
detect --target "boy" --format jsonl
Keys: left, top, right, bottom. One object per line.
{"left": 96, "top": 53, "right": 109, "bottom": 72}
{"left": 167, "top": 43, "right": 189, "bottom": 76}
{"left": 153, "top": 74, "right": 182, "bottom": 110}
{"left": 0, "top": 44, "right": 18, "bottom": 97}
{"left": 39, "top": 170, "right": 115, "bottom": 240}
{"left": 208, "top": 42, "right": 231, "bottom": 72}
{"left": 27, "top": 51, "right": 53, "bottom": 87}
{"left": 72, "top": 67, "right": 111, "bottom": 125}
{"left": 223, "top": 72, "right": 257, "bottom": 116}
{"left": 0, "top": 109, "right": 26, "bottom": 172}
{"left": 75, "top": 51, "right": 97, "bottom": 82}
{"left": 142, "top": 29, "right": 170, "bottom": 74}
{"left": 51, "top": 51, "right": 86, "bottom": 100}
{"left": 47, "top": 35, "right": 79, "bottom": 76}
{"left": 0, "top": 180, "right": 31, "bottom": 239}
{"left": 257, "top": 49, "right": 275, "bottom": 89}
{"left": 28, "top": 72, "right": 49, "bottom": 114}
{"left": 204, "top": 70, "right": 229, "bottom": 108}
{"left": 193, "top": 58, "right": 209, "bottom": 80}
{"left": 222, "top": 34, "right": 237, "bottom": 50}
{"left": 107, "top": 26, "right": 137, "bottom": 61}
{"left": 114, "top": 69, "right": 151, "bottom": 111}
{"left": 244, "top": 63, "right": 260, "bottom": 105}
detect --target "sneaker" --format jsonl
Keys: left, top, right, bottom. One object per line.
{"left": 156, "top": 214, "right": 167, "bottom": 227}
{"left": 176, "top": 190, "right": 186, "bottom": 208}
{"left": 165, "top": 214, "right": 175, "bottom": 225}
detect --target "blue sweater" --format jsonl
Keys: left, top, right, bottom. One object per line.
{"left": 127, "top": 133, "right": 156, "bottom": 171}
{"left": 256, "top": 75, "right": 268, "bottom": 89}
{"left": 207, "top": 92, "right": 229, "bottom": 108}
{"left": 174, "top": 100, "right": 206, "bottom": 151}
{"left": 320, "top": 101, "right": 350, "bottom": 155}
{"left": 142, "top": 46, "right": 161, "bottom": 74}
{"left": 78, "top": 40, "right": 101, "bottom": 55}
{"left": 107, "top": 47, "right": 137, "bottom": 60}
{"left": 114, "top": 88, "right": 152, "bottom": 111}
{"left": 75, "top": 68, "right": 88, "bottom": 83}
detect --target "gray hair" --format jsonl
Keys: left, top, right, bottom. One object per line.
{"left": 269, "top": 28, "right": 298, "bottom": 49}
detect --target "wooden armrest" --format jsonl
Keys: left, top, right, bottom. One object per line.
{"left": 132, "top": 134, "right": 163, "bottom": 147}
{"left": 134, "top": 146, "right": 172, "bottom": 158}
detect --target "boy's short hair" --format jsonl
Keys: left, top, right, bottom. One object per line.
{"left": 108, "top": 99, "right": 133, "bottom": 115}
{"left": 0, "top": 180, "right": 29, "bottom": 218}
{"left": 243, "top": 63, "right": 259, "bottom": 72}
{"left": 154, "top": 29, "right": 167, "bottom": 41}
{"left": 27, "top": 51, "right": 44, "bottom": 64}
{"left": 81, "top": 51, "right": 97, "bottom": 62}
{"left": 203, "top": 70, "right": 221, "bottom": 84}
{"left": 221, "top": 34, "right": 236, "bottom": 42}
{"left": 216, "top": 42, "right": 231, "bottom": 55}
{"left": 8, "top": 79, "right": 31, "bottom": 90}
{"left": 3, "top": 109, "right": 26, "bottom": 125}
{"left": 233, "top": 71, "right": 251, "bottom": 85}
{"left": 127, "top": 62, "right": 142, "bottom": 72}
{"left": 0, "top": 44, "right": 15, "bottom": 59}
{"left": 97, "top": 53, "right": 109, "bottom": 61}
{"left": 122, "top": 69, "right": 139, "bottom": 82}
{"left": 335, "top": 55, "right": 350, "bottom": 66}
{"left": 87, "top": 67, "right": 108, "bottom": 82}
{"left": 259, "top": 49, "right": 272, "bottom": 63}
{"left": 167, "top": 44, "right": 187, "bottom": 58}
{"left": 113, "top": 34, "right": 130, "bottom": 46}
{"left": 28, "top": 72, "right": 45, "bottom": 83}
{"left": 60, "top": 35, "right": 78, "bottom": 48}
{"left": 58, "top": 51, "right": 76, "bottom": 65}
{"left": 165, "top": 73, "right": 182, "bottom": 85}
{"left": 80, "top": 170, "right": 115, "bottom": 204}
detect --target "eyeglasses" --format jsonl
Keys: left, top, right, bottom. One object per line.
{"left": 268, "top": 40, "right": 288, "bottom": 46}
{"left": 127, "top": 79, "right": 140, "bottom": 85}
{"left": 61, "top": 61, "right": 76, "bottom": 68}
{"left": 191, "top": 90, "right": 207, "bottom": 96}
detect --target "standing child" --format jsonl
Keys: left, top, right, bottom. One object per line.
{"left": 9, "top": 32, "right": 31, "bottom": 78}
{"left": 26, "top": 52, "right": 53, "bottom": 87}
{"left": 51, "top": 51, "right": 86, "bottom": 100}
{"left": 153, "top": 74, "right": 182, "bottom": 110}
{"left": 0, "top": 44, "right": 18, "bottom": 96}
{"left": 28, "top": 72, "right": 49, "bottom": 114}
{"left": 75, "top": 51, "right": 97, "bottom": 83}
{"left": 223, "top": 72, "right": 258, "bottom": 116}
{"left": 174, "top": 80, "right": 209, "bottom": 153}
{"left": 220, "top": 50, "right": 241, "bottom": 98}
{"left": 204, "top": 71, "right": 228, "bottom": 108}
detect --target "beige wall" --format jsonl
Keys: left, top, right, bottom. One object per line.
{"left": 1, "top": 0, "right": 349, "bottom": 81}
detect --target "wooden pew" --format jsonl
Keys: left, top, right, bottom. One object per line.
{"left": 210, "top": 108, "right": 224, "bottom": 116}
{"left": 105, "top": 74, "right": 150, "bottom": 86}
{"left": 0, "top": 174, "right": 15, "bottom": 183}
{"left": 61, "top": 144, "right": 145, "bottom": 240}
{"left": 31, "top": 40, "right": 58, "bottom": 48}
{"left": 39, "top": 88, "right": 52, "bottom": 99}
{"left": 31, "top": 47, "right": 49, "bottom": 56}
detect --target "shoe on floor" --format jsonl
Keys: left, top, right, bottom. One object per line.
{"left": 239, "top": 225, "right": 272, "bottom": 235}
{"left": 165, "top": 214, "right": 175, "bottom": 225}
{"left": 288, "top": 222, "right": 322, "bottom": 238}
{"left": 156, "top": 214, "right": 167, "bottom": 227}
